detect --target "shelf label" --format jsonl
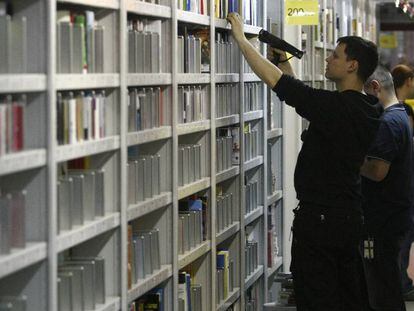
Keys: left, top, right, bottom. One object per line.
{"left": 285, "top": 0, "right": 319, "bottom": 25}
{"left": 379, "top": 34, "right": 398, "bottom": 49}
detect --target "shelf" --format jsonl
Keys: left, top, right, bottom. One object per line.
{"left": 244, "top": 155, "right": 263, "bottom": 172}
{"left": 268, "top": 257, "right": 283, "bottom": 280}
{"left": 94, "top": 297, "right": 121, "bottom": 311}
{"left": 0, "top": 74, "right": 47, "bottom": 93}
{"left": 215, "top": 18, "right": 231, "bottom": 30}
{"left": 177, "top": 10, "right": 210, "bottom": 25}
{"left": 0, "top": 149, "right": 46, "bottom": 177}
{"left": 57, "top": 0, "right": 119, "bottom": 9}
{"left": 127, "top": 265, "right": 173, "bottom": 303}
{"left": 217, "top": 288, "right": 240, "bottom": 311}
{"left": 127, "top": 0, "right": 171, "bottom": 18}
{"left": 178, "top": 177, "right": 211, "bottom": 200}
{"left": 56, "top": 136, "right": 120, "bottom": 162}
{"left": 216, "top": 166, "right": 239, "bottom": 184}
{"left": 244, "top": 205, "right": 263, "bottom": 226}
{"left": 315, "top": 74, "right": 324, "bottom": 81}
{"left": 127, "top": 73, "right": 172, "bottom": 86}
{"left": 216, "top": 114, "right": 240, "bottom": 128}
{"left": 245, "top": 265, "right": 264, "bottom": 290}
{"left": 301, "top": 74, "right": 312, "bottom": 82}
{"left": 178, "top": 240, "right": 211, "bottom": 270}
{"left": 216, "top": 222, "right": 240, "bottom": 245}
{"left": 263, "top": 304, "right": 296, "bottom": 310}
{"left": 0, "top": 242, "right": 47, "bottom": 279}
{"left": 128, "top": 192, "right": 172, "bottom": 221}
{"left": 244, "top": 110, "right": 263, "bottom": 122}
{"left": 215, "top": 74, "right": 239, "bottom": 83}
{"left": 127, "top": 127, "right": 172, "bottom": 146}
{"left": 177, "top": 74, "right": 211, "bottom": 84}
{"left": 267, "top": 190, "right": 283, "bottom": 206}
{"left": 244, "top": 24, "right": 261, "bottom": 35}
{"left": 327, "top": 43, "right": 335, "bottom": 51}
{"left": 57, "top": 213, "right": 121, "bottom": 252}
{"left": 177, "top": 120, "right": 211, "bottom": 135}
{"left": 243, "top": 73, "right": 261, "bottom": 82}
{"left": 314, "top": 41, "right": 323, "bottom": 49}
{"left": 267, "top": 128, "right": 283, "bottom": 140}
{"left": 56, "top": 74, "right": 120, "bottom": 90}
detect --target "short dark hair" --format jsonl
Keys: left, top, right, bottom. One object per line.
{"left": 391, "top": 64, "right": 414, "bottom": 89}
{"left": 337, "top": 36, "right": 379, "bottom": 82}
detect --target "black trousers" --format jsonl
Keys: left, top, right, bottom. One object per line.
{"left": 291, "top": 203, "right": 364, "bottom": 311}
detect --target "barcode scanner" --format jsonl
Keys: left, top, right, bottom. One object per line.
{"left": 258, "top": 29, "right": 305, "bottom": 64}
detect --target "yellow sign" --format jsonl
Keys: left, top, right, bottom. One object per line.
{"left": 379, "top": 34, "right": 398, "bottom": 49}
{"left": 285, "top": 0, "right": 319, "bottom": 25}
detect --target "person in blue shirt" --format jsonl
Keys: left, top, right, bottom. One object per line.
{"left": 361, "top": 66, "right": 414, "bottom": 310}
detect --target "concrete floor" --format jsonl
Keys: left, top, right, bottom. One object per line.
{"left": 407, "top": 302, "right": 414, "bottom": 310}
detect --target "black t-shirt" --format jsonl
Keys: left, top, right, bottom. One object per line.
{"left": 273, "top": 75, "right": 382, "bottom": 213}
{"left": 361, "top": 103, "right": 414, "bottom": 235}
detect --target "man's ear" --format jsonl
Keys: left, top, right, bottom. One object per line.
{"left": 347, "top": 59, "right": 358, "bottom": 74}
{"left": 371, "top": 80, "right": 381, "bottom": 93}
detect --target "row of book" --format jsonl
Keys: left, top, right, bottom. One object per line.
{"left": 127, "top": 226, "right": 161, "bottom": 288}
{"left": 267, "top": 142, "right": 279, "bottom": 195}
{"left": 244, "top": 125, "right": 259, "bottom": 162}
{"left": 57, "top": 91, "right": 106, "bottom": 146}
{"left": 178, "top": 272, "right": 202, "bottom": 311}
{"left": 244, "top": 82, "right": 262, "bottom": 112}
{"left": 0, "top": 95, "right": 25, "bottom": 156}
{"left": 178, "top": 0, "right": 208, "bottom": 15}
{"left": 178, "top": 85, "right": 208, "bottom": 124}
{"left": 129, "top": 287, "right": 165, "bottom": 311}
{"left": 128, "top": 19, "right": 162, "bottom": 74}
{"left": 246, "top": 283, "right": 260, "bottom": 311}
{"left": 215, "top": 84, "right": 239, "bottom": 118}
{"left": 0, "top": 191, "right": 26, "bottom": 255}
{"left": 215, "top": 33, "right": 239, "bottom": 74}
{"left": 0, "top": 296, "right": 27, "bottom": 310}
{"left": 216, "top": 135, "right": 233, "bottom": 173}
{"left": 178, "top": 35, "right": 202, "bottom": 74}
{"left": 0, "top": 15, "right": 27, "bottom": 74}
{"left": 57, "top": 10, "right": 104, "bottom": 74}
{"left": 127, "top": 154, "right": 162, "bottom": 206}
{"left": 245, "top": 240, "right": 258, "bottom": 277}
{"left": 128, "top": 87, "right": 169, "bottom": 132}
{"left": 245, "top": 180, "right": 258, "bottom": 215}
{"left": 216, "top": 250, "right": 234, "bottom": 305}
{"left": 178, "top": 144, "right": 202, "bottom": 187}
{"left": 178, "top": 196, "right": 207, "bottom": 255}
{"left": 57, "top": 168, "right": 105, "bottom": 233}
{"left": 244, "top": 60, "right": 254, "bottom": 74}
{"left": 216, "top": 193, "right": 234, "bottom": 234}
{"left": 214, "top": 0, "right": 238, "bottom": 19}
{"left": 267, "top": 204, "right": 280, "bottom": 268}
{"left": 58, "top": 256, "right": 106, "bottom": 311}
{"left": 243, "top": 0, "right": 260, "bottom": 26}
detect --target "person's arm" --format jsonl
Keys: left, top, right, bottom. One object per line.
{"left": 360, "top": 157, "right": 390, "bottom": 182}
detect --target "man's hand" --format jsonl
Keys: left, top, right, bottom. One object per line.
{"left": 408, "top": 243, "right": 414, "bottom": 284}
{"left": 267, "top": 47, "right": 288, "bottom": 65}
{"left": 226, "top": 12, "right": 245, "bottom": 43}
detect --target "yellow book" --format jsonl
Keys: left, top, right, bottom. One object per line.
{"left": 218, "top": 250, "right": 230, "bottom": 298}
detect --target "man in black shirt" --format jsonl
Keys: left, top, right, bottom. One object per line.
{"left": 227, "top": 13, "right": 381, "bottom": 310}
{"left": 361, "top": 66, "right": 414, "bottom": 310}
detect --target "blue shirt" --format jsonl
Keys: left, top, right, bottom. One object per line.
{"left": 362, "top": 103, "right": 414, "bottom": 235}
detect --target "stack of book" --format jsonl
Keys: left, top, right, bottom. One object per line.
{"left": 217, "top": 126, "right": 239, "bottom": 173}
{"left": 243, "top": 0, "right": 260, "bottom": 26}
{"left": 57, "top": 91, "right": 106, "bottom": 146}
{"left": 215, "top": 33, "right": 239, "bottom": 74}
{"left": 128, "top": 87, "right": 170, "bottom": 132}
{"left": 267, "top": 205, "right": 280, "bottom": 268}
{"left": 244, "top": 83, "right": 261, "bottom": 112}
{"left": 0, "top": 14, "right": 27, "bottom": 73}
{"left": 245, "top": 239, "right": 258, "bottom": 277}
{"left": 178, "top": 144, "right": 202, "bottom": 187}
{"left": 267, "top": 142, "right": 277, "bottom": 195}
{"left": 215, "top": 84, "right": 239, "bottom": 118}
{"left": 57, "top": 10, "right": 104, "bottom": 74}
{"left": 178, "top": 29, "right": 210, "bottom": 73}
{"left": 244, "top": 179, "right": 258, "bottom": 214}
{"left": 244, "top": 124, "right": 258, "bottom": 162}
{"left": 58, "top": 257, "right": 106, "bottom": 311}
{"left": 0, "top": 191, "right": 26, "bottom": 255}
{"left": 127, "top": 153, "right": 162, "bottom": 205}
{"left": 178, "top": 196, "right": 207, "bottom": 254}
{"left": 0, "top": 296, "right": 27, "bottom": 310}
{"left": 129, "top": 287, "right": 165, "bottom": 311}
{"left": 128, "top": 18, "right": 162, "bottom": 73}
{"left": 0, "top": 95, "right": 25, "bottom": 155}
{"left": 216, "top": 250, "right": 234, "bottom": 305}
{"left": 178, "top": 85, "right": 208, "bottom": 124}
{"left": 57, "top": 167, "right": 105, "bottom": 233}
{"left": 276, "top": 273, "right": 296, "bottom": 306}
{"left": 216, "top": 192, "right": 234, "bottom": 233}
{"left": 178, "top": 272, "right": 202, "bottom": 311}
{"left": 178, "top": 0, "right": 209, "bottom": 15}
{"left": 214, "top": 0, "right": 238, "bottom": 19}
{"left": 127, "top": 226, "right": 161, "bottom": 287}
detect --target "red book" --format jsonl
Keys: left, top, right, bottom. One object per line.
{"left": 12, "top": 104, "right": 23, "bottom": 152}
